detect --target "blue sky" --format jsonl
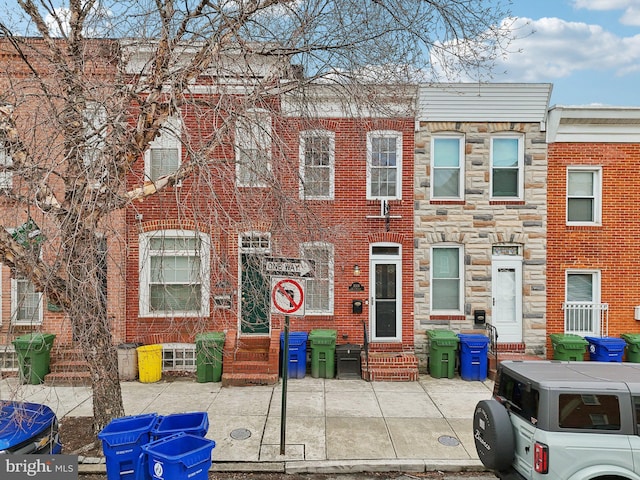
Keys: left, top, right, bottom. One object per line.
{"left": 497, "top": 0, "right": 640, "bottom": 106}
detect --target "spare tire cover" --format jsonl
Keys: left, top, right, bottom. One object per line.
{"left": 473, "top": 399, "right": 515, "bottom": 471}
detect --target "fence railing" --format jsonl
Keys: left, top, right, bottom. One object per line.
{"left": 562, "top": 302, "right": 609, "bottom": 337}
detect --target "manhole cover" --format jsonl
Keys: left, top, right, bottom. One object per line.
{"left": 230, "top": 428, "right": 252, "bottom": 440}
{"left": 438, "top": 435, "right": 460, "bottom": 446}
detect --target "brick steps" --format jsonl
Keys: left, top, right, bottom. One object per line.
{"left": 45, "top": 348, "right": 92, "bottom": 386}
{"left": 221, "top": 372, "right": 278, "bottom": 387}
{"left": 361, "top": 352, "right": 419, "bottom": 382}
{"left": 221, "top": 329, "right": 281, "bottom": 386}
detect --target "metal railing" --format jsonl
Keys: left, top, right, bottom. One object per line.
{"left": 562, "top": 302, "right": 609, "bottom": 337}
{"left": 485, "top": 323, "right": 499, "bottom": 369}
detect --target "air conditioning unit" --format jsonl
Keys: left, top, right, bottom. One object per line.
{"left": 635, "top": 306, "right": 640, "bottom": 321}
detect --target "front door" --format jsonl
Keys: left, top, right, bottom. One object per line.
{"left": 239, "top": 233, "right": 271, "bottom": 335}
{"left": 370, "top": 244, "right": 401, "bottom": 341}
{"left": 491, "top": 257, "right": 523, "bottom": 343}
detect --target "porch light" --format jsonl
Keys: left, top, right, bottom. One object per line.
{"left": 353, "top": 264, "right": 361, "bottom": 276}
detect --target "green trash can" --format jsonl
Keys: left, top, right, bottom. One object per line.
{"left": 549, "top": 333, "right": 588, "bottom": 361}
{"left": 195, "top": 332, "right": 225, "bottom": 383}
{"left": 309, "top": 329, "right": 337, "bottom": 378}
{"left": 622, "top": 333, "right": 640, "bottom": 363}
{"left": 427, "top": 330, "right": 459, "bottom": 379}
{"left": 12, "top": 333, "right": 56, "bottom": 385}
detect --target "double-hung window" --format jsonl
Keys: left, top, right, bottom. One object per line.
{"left": 491, "top": 135, "right": 524, "bottom": 199}
{"left": 83, "top": 102, "right": 107, "bottom": 184}
{"left": 236, "top": 110, "right": 272, "bottom": 187}
{"left": 431, "top": 135, "right": 464, "bottom": 199}
{"left": 300, "top": 130, "right": 334, "bottom": 199}
{"left": 431, "top": 246, "right": 463, "bottom": 313}
{"left": 367, "top": 131, "right": 402, "bottom": 199}
{"left": 145, "top": 116, "right": 181, "bottom": 182}
{"left": 301, "top": 242, "right": 334, "bottom": 315}
{"left": 139, "top": 230, "right": 210, "bottom": 317}
{"left": 12, "top": 276, "right": 42, "bottom": 325}
{"left": 0, "top": 144, "right": 13, "bottom": 189}
{"left": 567, "top": 167, "right": 601, "bottom": 225}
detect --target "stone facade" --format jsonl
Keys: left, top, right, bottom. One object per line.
{"left": 414, "top": 121, "right": 547, "bottom": 370}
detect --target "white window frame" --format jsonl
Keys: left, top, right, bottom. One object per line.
{"left": 300, "top": 242, "right": 334, "bottom": 315}
{"left": 139, "top": 229, "right": 210, "bottom": 317}
{"left": 0, "top": 144, "right": 13, "bottom": 189}
{"left": 11, "top": 276, "right": 43, "bottom": 325}
{"left": 564, "top": 270, "right": 602, "bottom": 336}
{"left": 366, "top": 130, "right": 402, "bottom": 200}
{"left": 430, "top": 134, "right": 465, "bottom": 200}
{"left": 235, "top": 109, "right": 272, "bottom": 187}
{"left": 299, "top": 130, "right": 335, "bottom": 200}
{"left": 490, "top": 134, "right": 524, "bottom": 200}
{"left": 430, "top": 245, "right": 464, "bottom": 314}
{"left": 566, "top": 166, "right": 602, "bottom": 225}
{"left": 144, "top": 116, "right": 182, "bottom": 182}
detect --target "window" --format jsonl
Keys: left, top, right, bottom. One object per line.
{"left": 497, "top": 372, "right": 540, "bottom": 425}
{"left": 236, "top": 110, "right": 272, "bottom": 187}
{"left": 0, "top": 144, "right": 13, "bottom": 189}
{"left": 301, "top": 242, "right": 333, "bottom": 314}
{"left": 559, "top": 394, "right": 620, "bottom": 430}
{"left": 491, "top": 135, "right": 523, "bottom": 199}
{"left": 145, "top": 116, "right": 181, "bottom": 182}
{"left": 567, "top": 168, "right": 601, "bottom": 224}
{"left": 139, "top": 230, "right": 210, "bottom": 317}
{"left": 300, "top": 130, "right": 334, "bottom": 199}
{"left": 431, "top": 135, "right": 464, "bottom": 199}
{"left": 11, "top": 276, "right": 42, "bottom": 325}
{"left": 367, "top": 131, "right": 402, "bottom": 199}
{"left": 83, "top": 102, "right": 107, "bottom": 178}
{"left": 162, "top": 343, "right": 196, "bottom": 372}
{"left": 431, "top": 246, "right": 463, "bottom": 313}
{"left": 564, "top": 270, "right": 604, "bottom": 336}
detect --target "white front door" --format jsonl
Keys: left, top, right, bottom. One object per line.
{"left": 491, "top": 257, "right": 523, "bottom": 343}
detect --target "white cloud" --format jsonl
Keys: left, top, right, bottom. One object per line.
{"left": 573, "top": 0, "right": 640, "bottom": 26}
{"left": 493, "top": 16, "right": 640, "bottom": 81}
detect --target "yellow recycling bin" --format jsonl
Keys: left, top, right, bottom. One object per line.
{"left": 137, "top": 344, "right": 162, "bottom": 383}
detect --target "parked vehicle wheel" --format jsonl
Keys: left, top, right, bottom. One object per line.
{"left": 473, "top": 398, "right": 515, "bottom": 471}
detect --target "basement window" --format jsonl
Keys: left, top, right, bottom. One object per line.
{"left": 0, "top": 345, "right": 18, "bottom": 372}
{"left": 162, "top": 343, "right": 196, "bottom": 371}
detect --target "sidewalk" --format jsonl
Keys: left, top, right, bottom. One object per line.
{"left": 0, "top": 375, "right": 494, "bottom": 474}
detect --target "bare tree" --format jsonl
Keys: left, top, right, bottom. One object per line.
{"left": 0, "top": 0, "right": 511, "bottom": 431}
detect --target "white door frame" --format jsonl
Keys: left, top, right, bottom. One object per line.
{"left": 491, "top": 255, "right": 523, "bottom": 343}
{"left": 370, "top": 243, "right": 402, "bottom": 342}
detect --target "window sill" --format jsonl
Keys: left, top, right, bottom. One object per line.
{"left": 566, "top": 224, "right": 602, "bottom": 229}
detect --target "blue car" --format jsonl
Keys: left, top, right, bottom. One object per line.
{"left": 0, "top": 401, "right": 62, "bottom": 454}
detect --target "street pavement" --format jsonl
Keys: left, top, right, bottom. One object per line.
{"left": 0, "top": 374, "right": 494, "bottom": 475}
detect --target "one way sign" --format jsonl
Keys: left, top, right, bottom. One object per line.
{"left": 263, "top": 257, "right": 315, "bottom": 278}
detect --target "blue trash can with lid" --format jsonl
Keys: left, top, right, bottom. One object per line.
{"left": 458, "top": 334, "right": 490, "bottom": 381}
{"left": 280, "top": 331, "right": 308, "bottom": 378}
{"left": 584, "top": 336, "right": 626, "bottom": 362}
{"left": 98, "top": 413, "right": 158, "bottom": 480}
{"left": 141, "top": 432, "right": 215, "bottom": 480}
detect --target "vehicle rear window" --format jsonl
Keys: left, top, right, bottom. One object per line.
{"left": 559, "top": 394, "right": 620, "bottom": 430}
{"left": 496, "top": 372, "right": 539, "bottom": 425}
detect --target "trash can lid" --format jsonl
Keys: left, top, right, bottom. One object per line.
{"left": 621, "top": 333, "right": 640, "bottom": 343}
{"left": 195, "top": 332, "right": 226, "bottom": 343}
{"left": 12, "top": 333, "right": 55, "bottom": 346}
{"left": 309, "top": 329, "right": 337, "bottom": 338}
{"left": 549, "top": 333, "right": 588, "bottom": 345}
{"left": 427, "top": 330, "right": 459, "bottom": 339}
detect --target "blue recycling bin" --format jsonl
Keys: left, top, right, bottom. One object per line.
{"left": 151, "top": 412, "right": 209, "bottom": 440}
{"left": 141, "top": 432, "right": 215, "bottom": 480}
{"left": 98, "top": 413, "right": 158, "bottom": 480}
{"left": 280, "top": 331, "right": 308, "bottom": 378}
{"left": 584, "top": 336, "right": 626, "bottom": 362}
{"left": 458, "top": 334, "right": 490, "bottom": 381}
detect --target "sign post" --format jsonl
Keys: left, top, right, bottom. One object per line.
{"left": 270, "top": 276, "right": 306, "bottom": 455}
{"left": 264, "top": 257, "right": 312, "bottom": 456}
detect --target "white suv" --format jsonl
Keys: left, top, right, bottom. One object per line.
{"left": 474, "top": 360, "right": 640, "bottom": 480}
